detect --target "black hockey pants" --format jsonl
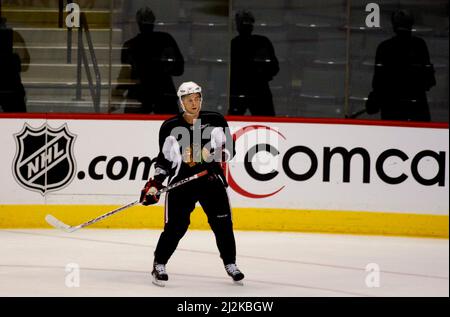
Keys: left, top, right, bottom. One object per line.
{"left": 153, "top": 174, "right": 237, "bottom": 265}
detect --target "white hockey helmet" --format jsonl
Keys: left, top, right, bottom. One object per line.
{"left": 177, "top": 81, "right": 202, "bottom": 112}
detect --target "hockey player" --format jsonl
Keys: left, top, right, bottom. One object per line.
{"left": 140, "top": 81, "right": 245, "bottom": 286}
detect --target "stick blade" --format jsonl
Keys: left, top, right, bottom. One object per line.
{"left": 45, "top": 214, "right": 76, "bottom": 233}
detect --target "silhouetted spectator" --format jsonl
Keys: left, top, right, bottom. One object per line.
{"left": 0, "top": 20, "right": 26, "bottom": 113}
{"left": 121, "top": 7, "right": 184, "bottom": 114}
{"left": 229, "top": 10, "right": 279, "bottom": 116}
{"left": 366, "top": 10, "right": 436, "bottom": 121}
{"left": 12, "top": 29, "right": 30, "bottom": 73}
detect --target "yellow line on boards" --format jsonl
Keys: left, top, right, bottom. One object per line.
{"left": 0, "top": 205, "right": 447, "bottom": 238}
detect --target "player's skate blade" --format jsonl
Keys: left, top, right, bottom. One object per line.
{"left": 232, "top": 279, "right": 244, "bottom": 286}
{"left": 225, "top": 264, "right": 244, "bottom": 285}
{"left": 151, "top": 263, "right": 168, "bottom": 287}
{"left": 152, "top": 275, "right": 166, "bottom": 287}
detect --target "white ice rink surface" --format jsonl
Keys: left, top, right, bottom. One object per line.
{"left": 0, "top": 229, "right": 448, "bottom": 297}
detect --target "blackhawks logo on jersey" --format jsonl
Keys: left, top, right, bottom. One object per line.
{"left": 182, "top": 144, "right": 212, "bottom": 167}
{"left": 12, "top": 123, "right": 77, "bottom": 196}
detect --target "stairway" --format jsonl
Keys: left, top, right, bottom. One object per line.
{"left": 3, "top": 0, "right": 138, "bottom": 113}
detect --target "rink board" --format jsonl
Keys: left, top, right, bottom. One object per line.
{"left": 0, "top": 114, "right": 448, "bottom": 237}
{"left": 0, "top": 205, "right": 447, "bottom": 238}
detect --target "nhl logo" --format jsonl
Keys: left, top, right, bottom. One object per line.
{"left": 13, "top": 123, "right": 77, "bottom": 196}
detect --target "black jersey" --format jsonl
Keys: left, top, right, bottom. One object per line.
{"left": 154, "top": 111, "right": 235, "bottom": 183}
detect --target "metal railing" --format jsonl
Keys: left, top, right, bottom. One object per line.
{"left": 75, "top": 12, "right": 101, "bottom": 112}
{"left": 59, "top": 1, "right": 101, "bottom": 112}
{"left": 61, "top": 0, "right": 73, "bottom": 63}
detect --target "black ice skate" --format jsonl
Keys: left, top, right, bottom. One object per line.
{"left": 152, "top": 262, "right": 168, "bottom": 287}
{"left": 225, "top": 264, "right": 244, "bottom": 285}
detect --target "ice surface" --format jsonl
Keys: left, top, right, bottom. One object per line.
{"left": 0, "top": 229, "right": 448, "bottom": 297}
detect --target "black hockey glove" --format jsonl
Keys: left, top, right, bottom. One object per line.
{"left": 140, "top": 179, "right": 163, "bottom": 206}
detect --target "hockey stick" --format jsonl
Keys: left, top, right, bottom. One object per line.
{"left": 45, "top": 170, "right": 209, "bottom": 233}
